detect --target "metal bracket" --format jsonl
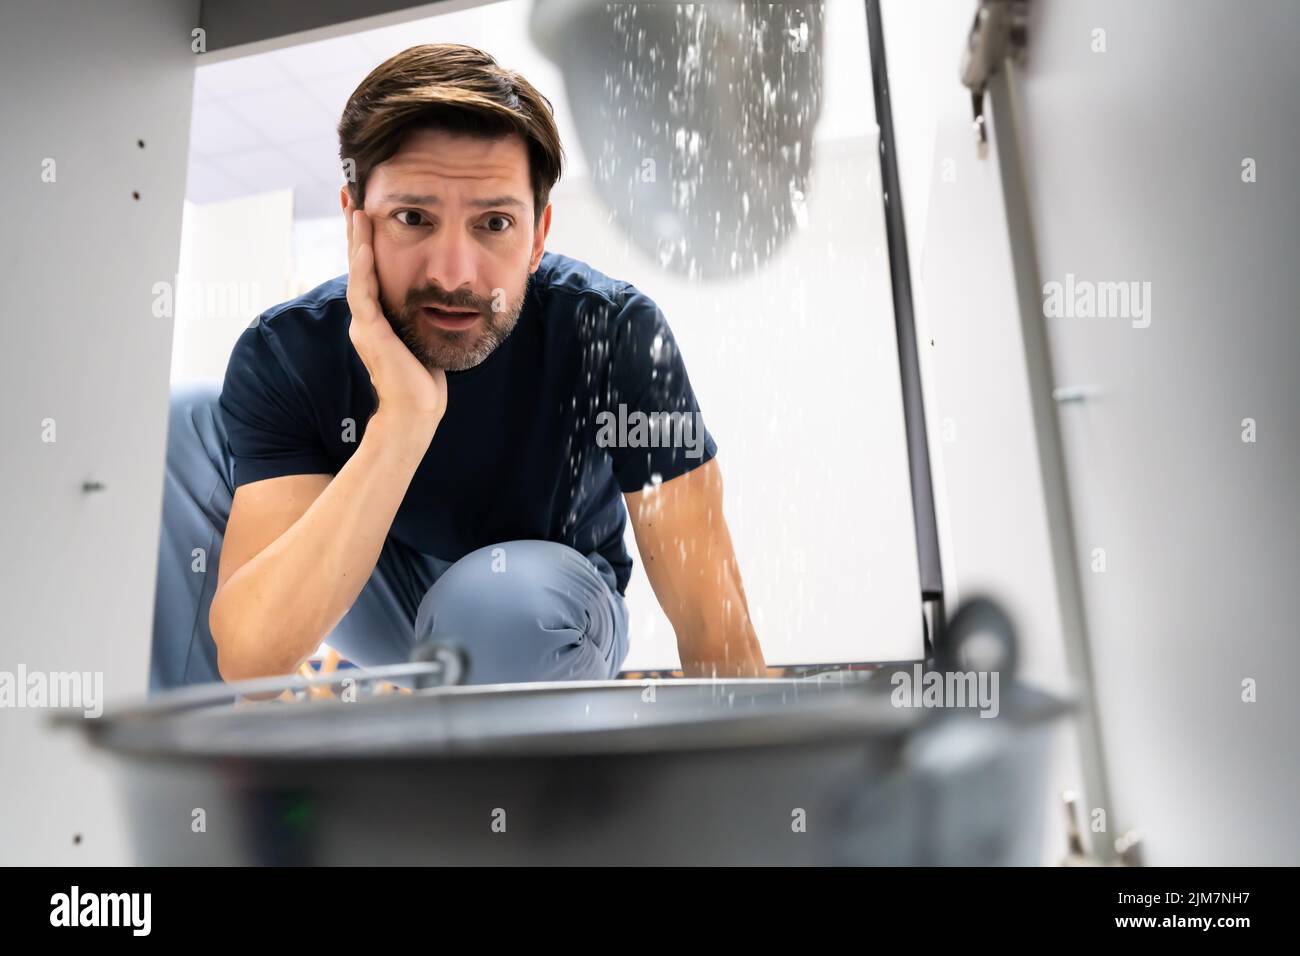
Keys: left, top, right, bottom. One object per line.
{"left": 1061, "top": 791, "right": 1143, "bottom": 866}
{"left": 59, "top": 659, "right": 465, "bottom": 723}
{"left": 960, "top": 0, "right": 1030, "bottom": 157}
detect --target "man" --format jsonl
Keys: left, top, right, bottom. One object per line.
{"left": 150, "top": 43, "right": 765, "bottom": 690}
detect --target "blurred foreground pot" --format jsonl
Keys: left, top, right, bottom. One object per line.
{"left": 63, "top": 651, "right": 1068, "bottom": 865}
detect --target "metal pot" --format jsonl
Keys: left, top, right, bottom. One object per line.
{"left": 62, "top": 633, "right": 1069, "bottom": 864}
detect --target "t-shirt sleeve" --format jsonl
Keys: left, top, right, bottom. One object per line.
{"left": 601, "top": 284, "right": 718, "bottom": 494}
{"left": 218, "top": 320, "right": 336, "bottom": 488}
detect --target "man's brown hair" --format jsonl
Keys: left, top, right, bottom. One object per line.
{"left": 338, "top": 43, "right": 564, "bottom": 224}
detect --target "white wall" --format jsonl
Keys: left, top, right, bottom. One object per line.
{"left": 884, "top": 0, "right": 1300, "bottom": 865}
{"left": 170, "top": 190, "right": 294, "bottom": 384}
{"left": 881, "top": 0, "right": 1083, "bottom": 867}
{"left": 0, "top": 0, "right": 201, "bottom": 864}
{"left": 1012, "top": 0, "right": 1299, "bottom": 866}
{"left": 540, "top": 0, "right": 922, "bottom": 668}
{"left": 548, "top": 136, "right": 921, "bottom": 670}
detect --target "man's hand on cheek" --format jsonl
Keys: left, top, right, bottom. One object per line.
{"left": 344, "top": 198, "right": 448, "bottom": 441}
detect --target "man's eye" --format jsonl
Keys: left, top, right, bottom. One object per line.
{"left": 483, "top": 215, "right": 512, "bottom": 233}
{"left": 395, "top": 210, "right": 427, "bottom": 227}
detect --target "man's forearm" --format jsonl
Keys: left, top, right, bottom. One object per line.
{"left": 674, "top": 560, "right": 768, "bottom": 679}
{"left": 210, "top": 412, "right": 432, "bottom": 681}
{"left": 678, "top": 620, "right": 767, "bottom": 678}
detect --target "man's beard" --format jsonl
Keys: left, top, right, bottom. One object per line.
{"left": 381, "top": 272, "right": 529, "bottom": 372}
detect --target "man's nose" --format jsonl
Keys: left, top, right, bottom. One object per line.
{"left": 423, "top": 227, "right": 479, "bottom": 302}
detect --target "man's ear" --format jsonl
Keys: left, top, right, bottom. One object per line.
{"left": 530, "top": 202, "right": 552, "bottom": 272}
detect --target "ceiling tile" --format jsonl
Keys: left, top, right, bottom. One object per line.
{"left": 271, "top": 34, "right": 380, "bottom": 81}
{"left": 208, "top": 146, "right": 304, "bottom": 195}
{"left": 185, "top": 0, "right": 591, "bottom": 217}
{"left": 188, "top": 100, "right": 265, "bottom": 158}
{"left": 281, "top": 137, "right": 346, "bottom": 191}
{"left": 194, "top": 54, "right": 292, "bottom": 100}
{"left": 184, "top": 156, "right": 251, "bottom": 205}
{"left": 301, "top": 71, "right": 363, "bottom": 123}
{"left": 222, "top": 85, "right": 335, "bottom": 143}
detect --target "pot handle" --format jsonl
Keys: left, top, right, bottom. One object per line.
{"left": 410, "top": 640, "right": 469, "bottom": 688}
{"left": 77, "top": 660, "right": 462, "bottom": 721}
{"left": 933, "top": 595, "right": 1019, "bottom": 680}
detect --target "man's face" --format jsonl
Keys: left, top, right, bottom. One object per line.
{"left": 348, "top": 128, "right": 551, "bottom": 372}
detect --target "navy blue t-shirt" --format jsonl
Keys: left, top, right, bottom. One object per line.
{"left": 218, "top": 250, "right": 717, "bottom": 596}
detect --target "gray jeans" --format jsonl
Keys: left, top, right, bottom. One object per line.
{"left": 149, "top": 383, "right": 630, "bottom": 692}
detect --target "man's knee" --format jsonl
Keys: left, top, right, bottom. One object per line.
{"left": 414, "top": 540, "right": 619, "bottom": 682}
{"left": 419, "top": 540, "right": 593, "bottom": 629}
{"left": 165, "top": 382, "right": 234, "bottom": 497}
{"left": 151, "top": 384, "right": 233, "bottom": 693}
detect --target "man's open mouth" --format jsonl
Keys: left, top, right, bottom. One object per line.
{"left": 420, "top": 306, "right": 480, "bottom": 330}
